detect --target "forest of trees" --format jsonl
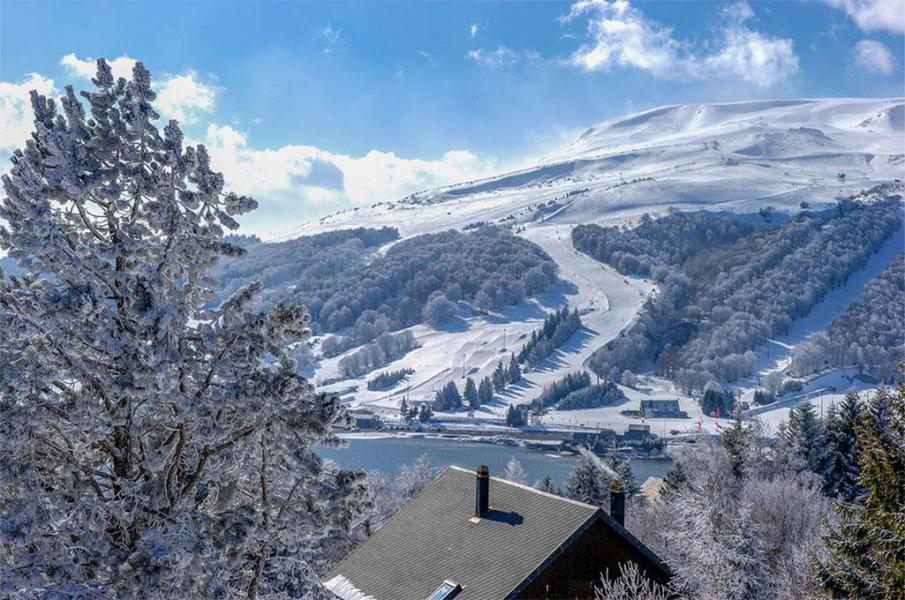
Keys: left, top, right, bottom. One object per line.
{"left": 366, "top": 368, "right": 414, "bottom": 391}
{"left": 572, "top": 209, "right": 756, "bottom": 276}
{"left": 618, "top": 386, "right": 905, "bottom": 600}
{"left": 337, "top": 330, "right": 418, "bottom": 378}
{"left": 217, "top": 226, "right": 557, "bottom": 345}
{"left": 790, "top": 252, "right": 905, "bottom": 382}
{"left": 582, "top": 199, "right": 902, "bottom": 391}
{"left": 516, "top": 307, "right": 582, "bottom": 368}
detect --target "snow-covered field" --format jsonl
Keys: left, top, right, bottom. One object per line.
{"left": 279, "top": 98, "right": 903, "bottom": 436}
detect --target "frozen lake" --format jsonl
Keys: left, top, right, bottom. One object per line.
{"left": 318, "top": 435, "right": 671, "bottom": 487}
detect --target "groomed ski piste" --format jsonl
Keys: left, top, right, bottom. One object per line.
{"left": 273, "top": 98, "right": 904, "bottom": 438}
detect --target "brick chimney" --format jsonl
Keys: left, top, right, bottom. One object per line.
{"left": 475, "top": 465, "right": 490, "bottom": 518}
{"left": 610, "top": 479, "right": 625, "bottom": 526}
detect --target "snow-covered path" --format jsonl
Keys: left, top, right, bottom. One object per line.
{"left": 520, "top": 223, "right": 655, "bottom": 373}
{"left": 487, "top": 223, "right": 656, "bottom": 409}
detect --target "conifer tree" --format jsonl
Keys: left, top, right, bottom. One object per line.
{"left": 493, "top": 361, "right": 507, "bottom": 392}
{"left": 400, "top": 397, "right": 409, "bottom": 420}
{"left": 508, "top": 354, "right": 521, "bottom": 384}
{"left": 478, "top": 376, "right": 494, "bottom": 405}
{"left": 505, "top": 404, "right": 525, "bottom": 427}
{"left": 0, "top": 59, "right": 365, "bottom": 597}
{"left": 824, "top": 392, "right": 862, "bottom": 501}
{"left": 781, "top": 401, "right": 828, "bottom": 477}
{"left": 564, "top": 454, "right": 608, "bottom": 506}
{"left": 823, "top": 385, "right": 905, "bottom": 598}
{"left": 463, "top": 377, "right": 479, "bottom": 409}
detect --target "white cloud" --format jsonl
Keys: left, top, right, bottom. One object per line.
{"left": 315, "top": 24, "right": 344, "bottom": 53}
{"left": 418, "top": 50, "right": 436, "bottom": 67}
{"left": 853, "top": 39, "right": 897, "bottom": 74}
{"left": 203, "top": 123, "right": 496, "bottom": 213}
{"left": 822, "top": 0, "right": 904, "bottom": 34}
{"left": 560, "top": 0, "right": 799, "bottom": 87}
{"left": 156, "top": 71, "right": 219, "bottom": 124}
{"left": 466, "top": 46, "right": 543, "bottom": 68}
{"left": 59, "top": 54, "right": 219, "bottom": 125}
{"left": 469, "top": 23, "right": 480, "bottom": 38}
{"left": 467, "top": 46, "right": 521, "bottom": 67}
{"left": 0, "top": 73, "right": 56, "bottom": 153}
{"left": 61, "top": 52, "right": 137, "bottom": 80}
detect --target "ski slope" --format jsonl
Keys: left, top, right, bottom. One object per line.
{"left": 262, "top": 98, "right": 903, "bottom": 435}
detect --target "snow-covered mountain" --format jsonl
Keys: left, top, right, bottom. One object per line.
{"left": 276, "top": 98, "right": 903, "bottom": 241}
{"left": 262, "top": 98, "right": 903, "bottom": 436}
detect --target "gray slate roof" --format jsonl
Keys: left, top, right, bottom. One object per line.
{"left": 324, "top": 466, "right": 603, "bottom": 600}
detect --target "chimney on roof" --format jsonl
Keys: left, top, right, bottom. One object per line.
{"left": 475, "top": 465, "right": 490, "bottom": 518}
{"left": 610, "top": 479, "right": 625, "bottom": 527}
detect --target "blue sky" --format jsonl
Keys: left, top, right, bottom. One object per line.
{"left": 1, "top": 0, "right": 903, "bottom": 234}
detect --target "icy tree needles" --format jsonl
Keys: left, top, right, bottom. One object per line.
{"left": 0, "top": 60, "right": 365, "bottom": 598}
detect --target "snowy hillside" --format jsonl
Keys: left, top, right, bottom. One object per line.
{"left": 275, "top": 98, "right": 904, "bottom": 242}
{"left": 258, "top": 98, "right": 904, "bottom": 437}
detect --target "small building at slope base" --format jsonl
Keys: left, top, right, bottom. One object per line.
{"left": 323, "top": 465, "right": 670, "bottom": 600}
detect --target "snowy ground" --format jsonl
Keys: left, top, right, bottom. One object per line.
{"left": 315, "top": 219, "right": 655, "bottom": 425}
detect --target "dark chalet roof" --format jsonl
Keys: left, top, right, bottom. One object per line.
{"left": 324, "top": 466, "right": 668, "bottom": 600}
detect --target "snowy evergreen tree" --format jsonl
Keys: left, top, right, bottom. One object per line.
{"left": 661, "top": 460, "right": 689, "bottom": 497}
{"left": 507, "top": 354, "right": 521, "bottom": 384}
{"left": 823, "top": 392, "right": 862, "bottom": 501}
{"left": 505, "top": 404, "right": 525, "bottom": 428}
{"left": 433, "top": 381, "right": 463, "bottom": 412}
{"left": 478, "top": 376, "right": 494, "bottom": 405}
{"left": 463, "top": 377, "right": 479, "bottom": 409}
{"left": 503, "top": 457, "right": 527, "bottom": 485}
{"left": 823, "top": 384, "right": 905, "bottom": 598}
{"left": 419, "top": 403, "right": 433, "bottom": 422}
{"left": 780, "top": 401, "right": 829, "bottom": 477}
{"left": 492, "top": 361, "right": 507, "bottom": 392}
{"left": 0, "top": 60, "right": 367, "bottom": 598}
{"left": 399, "top": 397, "right": 409, "bottom": 420}
{"left": 604, "top": 448, "right": 637, "bottom": 498}
{"left": 564, "top": 454, "right": 609, "bottom": 507}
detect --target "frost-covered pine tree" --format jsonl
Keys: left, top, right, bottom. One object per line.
{"left": 507, "top": 354, "right": 521, "bottom": 384}
{"left": 564, "top": 453, "right": 609, "bottom": 506}
{"left": 503, "top": 456, "right": 527, "bottom": 485}
{"left": 604, "top": 447, "right": 637, "bottom": 498}
{"left": 463, "top": 377, "right": 479, "bottom": 409}
{"left": 780, "top": 401, "right": 828, "bottom": 477}
{"left": 478, "top": 376, "right": 494, "bottom": 405}
{"left": 0, "top": 60, "right": 366, "bottom": 598}
{"left": 823, "top": 392, "right": 862, "bottom": 501}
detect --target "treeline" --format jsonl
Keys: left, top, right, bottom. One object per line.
{"left": 790, "top": 252, "right": 904, "bottom": 382}
{"left": 533, "top": 371, "right": 591, "bottom": 409}
{"left": 337, "top": 331, "right": 418, "bottom": 378}
{"left": 584, "top": 199, "right": 902, "bottom": 391}
{"left": 219, "top": 226, "right": 557, "bottom": 342}
{"left": 531, "top": 371, "right": 625, "bottom": 411}
{"left": 434, "top": 355, "right": 523, "bottom": 413}
{"left": 517, "top": 307, "right": 582, "bottom": 368}
{"left": 215, "top": 226, "right": 399, "bottom": 304}
{"left": 367, "top": 368, "right": 414, "bottom": 391}
{"left": 572, "top": 210, "right": 755, "bottom": 276}
{"left": 558, "top": 382, "right": 625, "bottom": 410}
